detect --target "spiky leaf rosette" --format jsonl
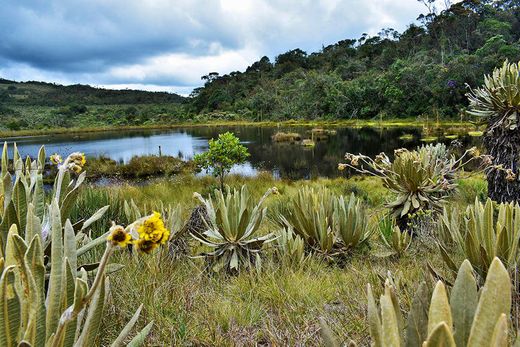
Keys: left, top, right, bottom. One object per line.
{"left": 467, "top": 60, "right": 520, "bottom": 202}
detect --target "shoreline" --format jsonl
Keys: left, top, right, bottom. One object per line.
{"left": 0, "top": 118, "right": 475, "bottom": 139}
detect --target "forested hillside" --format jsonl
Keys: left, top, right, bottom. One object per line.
{"left": 0, "top": 79, "right": 184, "bottom": 106}
{"left": 190, "top": 0, "right": 520, "bottom": 120}
{"left": 0, "top": 79, "right": 185, "bottom": 130}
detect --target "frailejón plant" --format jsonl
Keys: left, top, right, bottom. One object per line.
{"left": 321, "top": 257, "right": 512, "bottom": 346}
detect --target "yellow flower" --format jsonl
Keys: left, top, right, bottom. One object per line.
{"left": 137, "top": 211, "right": 170, "bottom": 244}
{"left": 107, "top": 224, "right": 132, "bottom": 248}
{"left": 69, "top": 152, "right": 87, "bottom": 167}
{"left": 50, "top": 153, "right": 62, "bottom": 165}
{"left": 79, "top": 153, "right": 86, "bottom": 166}
{"left": 134, "top": 238, "right": 159, "bottom": 254}
{"left": 69, "top": 163, "right": 83, "bottom": 174}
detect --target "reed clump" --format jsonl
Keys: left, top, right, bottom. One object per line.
{"left": 272, "top": 131, "right": 302, "bottom": 142}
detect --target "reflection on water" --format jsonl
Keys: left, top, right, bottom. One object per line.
{"left": 2, "top": 126, "right": 479, "bottom": 179}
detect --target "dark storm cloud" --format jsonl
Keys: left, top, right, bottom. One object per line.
{"left": 0, "top": 0, "right": 240, "bottom": 72}
{"left": 0, "top": 0, "right": 445, "bottom": 93}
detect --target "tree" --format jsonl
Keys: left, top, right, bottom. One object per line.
{"left": 194, "top": 132, "right": 250, "bottom": 191}
{"left": 466, "top": 60, "right": 520, "bottom": 202}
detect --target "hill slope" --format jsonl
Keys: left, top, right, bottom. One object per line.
{"left": 0, "top": 79, "right": 184, "bottom": 106}
{"left": 189, "top": 0, "right": 520, "bottom": 121}
{"left": 0, "top": 79, "right": 186, "bottom": 131}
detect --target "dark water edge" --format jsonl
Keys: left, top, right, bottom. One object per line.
{"left": 2, "top": 125, "right": 480, "bottom": 180}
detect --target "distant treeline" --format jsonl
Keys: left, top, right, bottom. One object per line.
{"left": 0, "top": 79, "right": 184, "bottom": 106}
{"left": 189, "top": 0, "right": 520, "bottom": 120}
{"left": 0, "top": 79, "right": 187, "bottom": 131}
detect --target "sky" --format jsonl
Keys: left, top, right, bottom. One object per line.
{"left": 0, "top": 0, "right": 447, "bottom": 95}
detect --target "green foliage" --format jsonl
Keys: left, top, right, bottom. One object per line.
{"left": 0, "top": 210, "right": 152, "bottom": 346}
{"left": 278, "top": 187, "right": 371, "bottom": 254}
{"left": 193, "top": 132, "right": 250, "bottom": 190}
{"left": 436, "top": 206, "right": 463, "bottom": 248}
{"left": 0, "top": 79, "right": 186, "bottom": 131}
{"left": 467, "top": 60, "right": 520, "bottom": 129}
{"left": 0, "top": 80, "right": 183, "bottom": 107}
{"left": 0, "top": 143, "right": 110, "bottom": 263}
{"left": 321, "top": 257, "right": 512, "bottom": 346}
{"left": 334, "top": 194, "right": 372, "bottom": 249}
{"left": 190, "top": 3, "right": 520, "bottom": 120}
{"left": 274, "top": 225, "right": 307, "bottom": 268}
{"left": 191, "top": 185, "right": 276, "bottom": 273}
{"left": 378, "top": 216, "right": 412, "bottom": 257}
{"left": 440, "top": 198, "right": 520, "bottom": 279}
{"left": 85, "top": 155, "right": 191, "bottom": 179}
{"left": 279, "top": 187, "right": 335, "bottom": 253}
{"left": 66, "top": 171, "right": 488, "bottom": 344}
{"left": 342, "top": 144, "right": 480, "bottom": 228}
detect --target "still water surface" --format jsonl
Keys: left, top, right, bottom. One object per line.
{"left": 1, "top": 126, "right": 479, "bottom": 179}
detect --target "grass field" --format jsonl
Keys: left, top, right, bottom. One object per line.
{"left": 70, "top": 173, "right": 487, "bottom": 345}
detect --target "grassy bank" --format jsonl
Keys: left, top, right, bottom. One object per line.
{"left": 0, "top": 117, "right": 477, "bottom": 139}
{"left": 84, "top": 155, "right": 194, "bottom": 179}
{"left": 71, "top": 173, "right": 486, "bottom": 345}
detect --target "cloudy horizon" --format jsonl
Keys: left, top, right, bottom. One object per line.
{"left": 0, "top": 0, "right": 448, "bottom": 95}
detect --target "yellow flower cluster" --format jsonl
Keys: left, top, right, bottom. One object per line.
{"left": 107, "top": 224, "right": 132, "bottom": 248}
{"left": 67, "top": 152, "right": 87, "bottom": 173}
{"left": 137, "top": 212, "right": 170, "bottom": 243}
{"left": 135, "top": 212, "right": 170, "bottom": 253}
{"left": 106, "top": 212, "right": 170, "bottom": 254}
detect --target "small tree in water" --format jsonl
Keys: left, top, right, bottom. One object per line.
{"left": 467, "top": 60, "right": 520, "bottom": 202}
{"left": 194, "top": 132, "right": 250, "bottom": 191}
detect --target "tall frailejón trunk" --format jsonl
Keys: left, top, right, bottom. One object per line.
{"left": 484, "top": 120, "right": 520, "bottom": 203}
{"left": 466, "top": 61, "right": 520, "bottom": 203}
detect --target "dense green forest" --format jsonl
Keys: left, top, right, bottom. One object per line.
{"left": 0, "top": 79, "right": 185, "bottom": 130}
{"left": 190, "top": 0, "right": 520, "bottom": 120}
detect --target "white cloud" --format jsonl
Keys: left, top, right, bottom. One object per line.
{"left": 0, "top": 0, "right": 454, "bottom": 94}
{"left": 107, "top": 45, "right": 261, "bottom": 86}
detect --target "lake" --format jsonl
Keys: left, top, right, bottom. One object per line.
{"left": 1, "top": 125, "right": 480, "bottom": 179}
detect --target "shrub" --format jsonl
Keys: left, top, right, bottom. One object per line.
{"left": 279, "top": 187, "right": 336, "bottom": 253}
{"left": 191, "top": 185, "right": 277, "bottom": 273}
{"left": 340, "top": 144, "right": 485, "bottom": 230}
{"left": 467, "top": 60, "right": 520, "bottom": 202}
{"left": 321, "top": 257, "right": 511, "bottom": 346}
{"left": 334, "top": 194, "right": 372, "bottom": 249}
{"left": 193, "top": 132, "right": 249, "bottom": 191}
{"left": 84, "top": 155, "right": 191, "bottom": 179}
{"left": 278, "top": 187, "right": 371, "bottom": 254}
{"left": 440, "top": 198, "right": 520, "bottom": 279}
{"left": 122, "top": 155, "right": 188, "bottom": 178}
{"left": 271, "top": 132, "right": 302, "bottom": 142}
